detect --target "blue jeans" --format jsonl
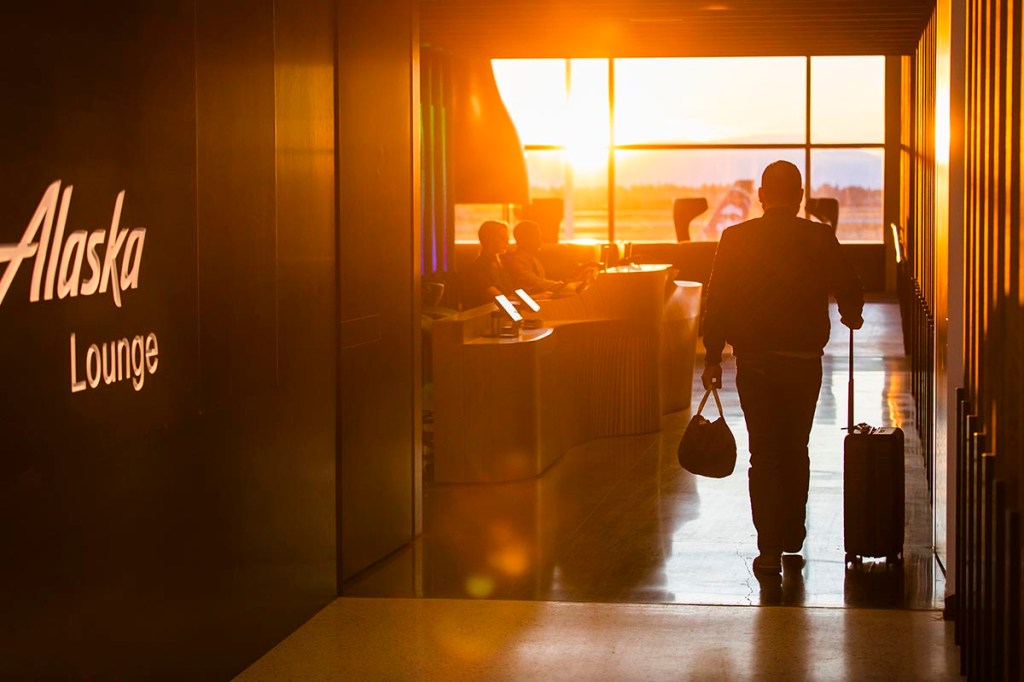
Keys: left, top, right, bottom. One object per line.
{"left": 735, "top": 353, "right": 823, "bottom": 554}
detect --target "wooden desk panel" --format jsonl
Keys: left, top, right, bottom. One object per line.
{"left": 432, "top": 266, "right": 701, "bottom": 483}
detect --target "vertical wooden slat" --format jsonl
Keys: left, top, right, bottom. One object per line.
{"left": 978, "top": 452, "right": 995, "bottom": 680}
{"left": 955, "top": 390, "right": 967, "bottom": 644}
{"left": 992, "top": 478, "right": 1007, "bottom": 681}
{"left": 965, "top": 422, "right": 978, "bottom": 675}
{"left": 872, "top": 1, "right": 1024, "bottom": 674}
{"left": 1007, "top": 508, "right": 1022, "bottom": 681}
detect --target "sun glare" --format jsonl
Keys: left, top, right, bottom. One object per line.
{"left": 565, "top": 143, "right": 608, "bottom": 174}
{"left": 564, "top": 108, "right": 609, "bottom": 173}
{"left": 494, "top": 57, "right": 769, "bottom": 173}
{"left": 494, "top": 58, "right": 613, "bottom": 176}
{"left": 495, "top": 56, "right": 883, "bottom": 151}
{"left": 566, "top": 59, "right": 610, "bottom": 174}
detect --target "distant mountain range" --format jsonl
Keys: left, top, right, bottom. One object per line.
{"left": 534, "top": 147, "right": 884, "bottom": 191}
{"left": 613, "top": 147, "right": 884, "bottom": 190}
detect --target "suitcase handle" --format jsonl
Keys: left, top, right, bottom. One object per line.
{"left": 848, "top": 327, "right": 854, "bottom": 432}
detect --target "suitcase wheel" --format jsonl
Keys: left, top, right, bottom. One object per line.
{"left": 845, "top": 553, "right": 903, "bottom": 570}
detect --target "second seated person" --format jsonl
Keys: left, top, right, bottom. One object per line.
{"left": 503, "top": 220, "right": 569, "bottom": 297}
{"left": 461, "top": 220, "right": 515, "bottom": 309}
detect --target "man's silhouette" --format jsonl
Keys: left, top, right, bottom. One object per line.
{"left": 461, "top": 220, "right": 514, "bottom": 309}
{"left": 504, "top": 220, "right": 565, "bottom": 296}
{"left": 701, "top": 160, "right": 864, "bottom": 575}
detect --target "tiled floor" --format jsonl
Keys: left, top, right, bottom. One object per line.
{"left": 345, "top": 297, "right": 944, "bottom": 610}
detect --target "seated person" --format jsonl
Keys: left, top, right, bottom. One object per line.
{"left": 460, "top": 220, "right": 514, "bottom": 309}
{"left": 503, "top": 220, "right": 570, "bottom": 297}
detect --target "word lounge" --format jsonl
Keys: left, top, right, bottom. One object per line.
{"left": 70, "top": 331, "right": 159, "bottom": 393}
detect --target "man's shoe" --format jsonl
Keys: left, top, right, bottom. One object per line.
{"left": 752, "top": 553, "right": 782, "bottom": 574}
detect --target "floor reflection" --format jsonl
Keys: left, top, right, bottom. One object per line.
{"left": 843, "top": 559, "right": 907, "bottom": 608}
{"left": 755, "top": 554, "right": 808, "bottom": 607}
{"left": 345, "top": 298, "right": 944, "bottom": 610}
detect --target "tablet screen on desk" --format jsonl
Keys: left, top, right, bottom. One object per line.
{"left": 514, "top": 289, "right": 541, "bottom": 312}
{"left": 494, "top": 294, "right": 523, "bottom": 322}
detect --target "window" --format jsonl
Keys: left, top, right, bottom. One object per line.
{"left": 810, "top": 148, "right": 884, "bottom": 242}
{"left": 811, "top": 56, "right": 885, "bottom": 144}
{"left": 614, "top": 149, "right": 805, "bottom": 242}
{"left": 615, "top": 58, "right": 806, "bottom": 145}
{"left": 488, "top": 56, "right": 887, "bottom": 243}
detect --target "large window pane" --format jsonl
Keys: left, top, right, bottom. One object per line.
{"left": 524, "top": 149, "right": 566, "bottom": 198}
{"left": 563, "top": 60, "right": 610, "bottom": 241}
{"left": 454, "top": 204, "right": 509, "bottom": 243}
{"left": 493, "top": 59, "right": 566, "bottom": 146}
{"left": 523, "top": 150, "right": 608, "bottom": 242}
{"left": 810, "top": 148, "right": 884, "bottom": 241}
{"left": 614, "top": 149, "right": 805, "bottom": 242}
{"left": 614, "top": 58, "right": 806, "bottom": 145}
{"left": 811, "top": 56, "right": 885, "bottom": 143}
{"left": 493, "top": 58, "right": 610, "bottom": 153}
{"left": 568, "top": 163, "right": 608, "bottom": 242}
{"left": 493, "top": 56, "right": 886, "bottom": 245}
{"left": 567, "top": 59, "right": 610, "bottom": 151}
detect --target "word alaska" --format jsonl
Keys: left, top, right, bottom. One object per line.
{"left": 0, "top": 180, "right": 146, "bottom": 308}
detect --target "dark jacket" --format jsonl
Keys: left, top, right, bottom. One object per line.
{"left": 461, "top": 253, "right": 514, "bottom": 309}
{"left": 503, "top": 248, "right": 561, "bottom": 294}
{"left": 702, "top": 207, "right": 864, "bottom": 364}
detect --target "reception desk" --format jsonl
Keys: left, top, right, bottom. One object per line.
{"left": 432, "top": 264, "right": 701, "bottom": 483}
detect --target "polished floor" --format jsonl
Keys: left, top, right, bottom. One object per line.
{"left": 345, "top": 297, "right": 943, "bottom": 610}
{"left": 238, "top": 598, "right": 960, "bottom": 681}
{"left": 239, "top": 298, "right": 958, "bottom": 680}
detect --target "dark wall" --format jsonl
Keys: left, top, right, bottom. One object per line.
{"left": 338, "top": 0, "right": 419, "bottom": 580}
{"left": 0, "top": 1, "right": 337, "bottom": 677}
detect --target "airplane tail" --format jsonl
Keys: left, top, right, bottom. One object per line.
{"left": 700, "top": 179, "right": 755, "bottom": 240}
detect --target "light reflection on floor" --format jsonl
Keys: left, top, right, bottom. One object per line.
{"left": 345, "top": 298, "right": 943, "bottom": 610}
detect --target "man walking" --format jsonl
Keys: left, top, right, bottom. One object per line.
{"left": 701, "top": 160, "right": 864, "bottom": 574}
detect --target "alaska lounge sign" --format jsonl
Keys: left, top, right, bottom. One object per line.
{"left": 0, "top": 180, "right": 159, "bottom": 394}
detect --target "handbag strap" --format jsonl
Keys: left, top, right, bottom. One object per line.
{"left": 696, "top": 386, "right": 725, "bottom": 419}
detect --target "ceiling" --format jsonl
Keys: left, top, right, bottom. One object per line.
{"left": 420, "top": 0, "right": 936, "bottom": 58}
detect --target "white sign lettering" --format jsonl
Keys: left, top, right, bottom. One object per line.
{"left": 0, "top": 180, "right": 146, "bottom": 308}
{"left": 70, "top": 331, "right": 159, "bottom": 393}
{"left": 4, "top": 181, "right": 160, "bottom": 396}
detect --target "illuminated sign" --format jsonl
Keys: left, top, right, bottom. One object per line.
{"left": 0, "top": 180, "right": 145, "bottom": 308}
{"left": 0, "top": 180, "right": 159, "bottom": 394}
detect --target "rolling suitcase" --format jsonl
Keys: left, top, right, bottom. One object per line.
{"left": 844, "top": 328, "right": 904, "bottom": 568}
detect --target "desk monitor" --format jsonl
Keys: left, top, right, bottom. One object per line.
{"left": 494, "top": 294, "right": 523, "bottom": 322}
{"left": 514, "top": 288, "right": 541, "bottom": 313}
